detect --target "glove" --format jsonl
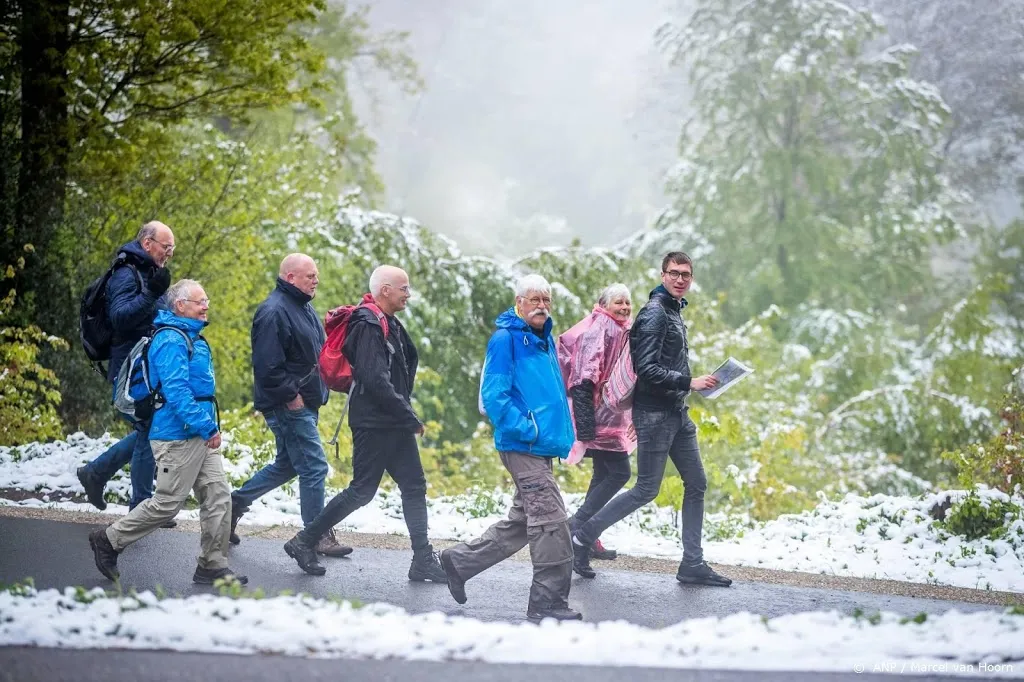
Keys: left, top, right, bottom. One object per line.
{"left": 148, "top": 267, "right": 171, "bottom": 296}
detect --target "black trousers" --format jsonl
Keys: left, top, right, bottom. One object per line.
{"left": 302, "top": 428, "right": 430, "bottom": 551}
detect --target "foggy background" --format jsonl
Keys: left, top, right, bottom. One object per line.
{"left": 350, "top": 0, "right": 1022, "bottom": 256}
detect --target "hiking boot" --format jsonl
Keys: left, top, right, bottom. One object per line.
{"left": 284, "top": 533, "right": 326, "bottom": 576}
{"left": 408, "top": 545, "right": 448, "bottom": 582}
{"left": 77, "top": 467, "right": 107, "bottom": 511}
{"left": 228, "top": 497, "right": 247, "bottom": 545}
{"left": 439, "top": 549, "right": 467, "bottom": 604}
{"left": 161, "top": 519, "right": 177, "bottom": 529}
{"left": 571, "top": 537, "right": 596, "bottom": 578}
{"left": 315, "top": 528, "right": 354, "bottom": 558}
{"left": 676, "top": 560, "right": 733, "bottom": 587}
{"left": 193, "top": 566, "right": 249, "bottom": 585}
{"left": 88, "top": 528, "right": 120, "bottom": 580}
{"left": 591, "top": 538, "right": 617, "bottom": 561}
{"left": 527, "top": 603, "right": 583, "bottom": 622}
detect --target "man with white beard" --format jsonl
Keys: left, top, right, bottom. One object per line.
{"left": 439, "top": 274, "right": 580, "bottom": 621}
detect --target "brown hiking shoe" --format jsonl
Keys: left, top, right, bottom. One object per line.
{"left": 315, "top": 529, "right": 353, "bottom": 558}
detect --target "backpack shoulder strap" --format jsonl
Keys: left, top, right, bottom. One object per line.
{"left": 360, "top": 302, "right": 390, "bottom": 341}
{"left": 105, "top": 253, "right": 144, "bottom": 295}
{"left": 152, "top": 326, "right": 195, "bottom": 358}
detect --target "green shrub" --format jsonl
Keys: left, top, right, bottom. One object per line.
{"left": 940, "top": 491, "right": 1022, "bottom": 541}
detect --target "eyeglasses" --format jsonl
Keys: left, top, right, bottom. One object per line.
{"left": 148, "top": 238, "right": 175, "bottom": 255}
{"left": 385, "top": 284, "right": 411, "bottom": 294}
{"left": 664, "top": 270, "right": 693, "bottom": 282}
{"left": 524, "top": 296, "right": 552, "bottom": 307}
{"left": 184, "top": 298, "right": 210, "bottom": 306}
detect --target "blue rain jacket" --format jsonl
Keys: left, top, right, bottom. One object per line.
{"left": 147, "top": 309, "right": 218, "bottom": 441}
{"left": 480, "top": 308, "right": 574, "bottom": 458}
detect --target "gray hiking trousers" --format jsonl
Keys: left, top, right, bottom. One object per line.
{"left": 444, "top": 451, "right": 572, "bottom": 612}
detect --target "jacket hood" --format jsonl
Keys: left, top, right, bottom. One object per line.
{"left": 118, "top": 240, "right": 156, "bottom": 267}
{"left": 154, "top": 308, "right": 207, "bottom": 337}
{"left": 276, "top": 277, "right": 313, "bottom": 304}
{"left": 650, "top": 284, "right": 687, "bottom": 310}
{"left": 495, "top": 306, "right": 553, "bottom": 337}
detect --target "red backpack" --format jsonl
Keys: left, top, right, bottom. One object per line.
{"left": 319, "top": 293, "right": 389, "bottom": 394}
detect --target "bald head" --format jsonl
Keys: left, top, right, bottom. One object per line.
{"left": 138, "top": 220, "right": 175, "bottom": 267}
{"left": 369, "top": 265, "right": 411, "bottom": 314}
{"left": 280, "top": 253, "right": 319, "bottom": 298}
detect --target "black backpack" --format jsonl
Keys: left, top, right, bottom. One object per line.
{"left": 80, "top": 252, "right": 143, "bottom": 376}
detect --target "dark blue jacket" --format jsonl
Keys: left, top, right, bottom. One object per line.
{"left": 251, "top": 279, "right": 329, "bottom": 412}
{"left": 106, "top": 240, "right": 163, "bottom": 383}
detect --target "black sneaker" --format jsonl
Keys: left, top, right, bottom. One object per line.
{"left": 88, "top": 528, "right": 120, "bottom": 580}
{"left": 439, "top": 549, "right": 467, "bottom": 604}
{"left": 676, "top": 561, "right": 732, "bottom": 587}
{"left": 284, "top": 533, "right": 326, "bottom": 576}
{"left": 193, "top": 566, "right": 249, "bottom": 585}
{"left": 527, "top": 603, "right": 583, "bottom": 621}
{"left": 571, "top": 537, "right": 596, "bottom": 578}
{"left": 409, "top": 546, "right": 448, "bottom": 582}
{"left": 77, "top": 467, "right": 107, "bottom": 511}
{"left": 229, "top": 496, "right": 247, "bottom": 545}
{"left": 161, "top": 519, "right": 177, "bottom": 529}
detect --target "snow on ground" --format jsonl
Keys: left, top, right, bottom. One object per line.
{"left": 1, "top": 586, "right": 1022, "bottom": 676}
{"left": 3, "top": 434, "right": 1024, "bottom": 593}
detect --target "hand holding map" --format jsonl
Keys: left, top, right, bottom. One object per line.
{"left": 695, "top": 356, "right": 754, "bottom": 399}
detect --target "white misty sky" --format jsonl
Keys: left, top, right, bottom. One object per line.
{"left": 350, "top": 0, "right": 693, "bottom": 255}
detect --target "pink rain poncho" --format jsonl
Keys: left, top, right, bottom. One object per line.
{"left": 557, "top": 306, "right": 637, "bottom": 464}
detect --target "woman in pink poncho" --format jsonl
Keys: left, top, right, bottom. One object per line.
{"left": 557, "top": 283, "right": 636, "bottom": 561}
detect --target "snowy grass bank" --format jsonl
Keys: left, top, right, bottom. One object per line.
{"left": 1, "top": 584, "right": 1022, "bottom": 676}
{"left": 3, "top": 434, "right": 1024, "bottom": 592}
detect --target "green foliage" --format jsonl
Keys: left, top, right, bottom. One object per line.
{"left": 939, "top": 491, "right": 1022, "bottom": 541}
{"left": 1, "top": 577, "right": 35, "bottom": 596}
{"left": 0, "top": 247, "right": 68, "bottom": 445}
{"left": 942, "top": 386, "right": 1024, "bottom": 493}
{"left": 657, "top": 0, "right": 963, "bottom": 322}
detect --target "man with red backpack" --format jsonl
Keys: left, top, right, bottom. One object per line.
{"left": 227, "top": 254, "right": 351, "bottom": 558}
{"left": 283, "top": 265, "right": 447, "bottom": 583}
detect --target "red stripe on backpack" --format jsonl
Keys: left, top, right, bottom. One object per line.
{"left": 319, "top": 293, "right": 389, "bottom": 394}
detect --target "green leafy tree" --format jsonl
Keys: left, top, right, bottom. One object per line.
{"left": 656, "top": 0, "right": 964, "bottom": 322}
{"left": 0, "top": 246, "right": 68, "bottom": 445}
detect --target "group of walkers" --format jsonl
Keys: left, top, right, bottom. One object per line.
{"left": 80, "top": 221, "right": 732, "bottom": 622}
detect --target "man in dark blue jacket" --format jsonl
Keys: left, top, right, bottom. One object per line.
{"left": 228, "top": 254, "right": 351, "bottom": 558}
{"left": 77, "top": 222, "right": 175, "bottom": 514}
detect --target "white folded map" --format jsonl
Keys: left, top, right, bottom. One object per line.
{"left": 695, "top": 356, "right": 754, "bottom": 399}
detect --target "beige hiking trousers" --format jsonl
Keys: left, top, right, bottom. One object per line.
{"left": 106, "top": 437, "right": 231, "bottom": 570}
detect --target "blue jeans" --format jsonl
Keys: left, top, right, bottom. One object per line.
{"left": 575, "top": 405, "right": 707, "bottom": 564}
{"left": 231, "top": 407, "right": 328, "bottom": 526}
{"left": 83, "top": 414, "right": 155, "bottom": 509}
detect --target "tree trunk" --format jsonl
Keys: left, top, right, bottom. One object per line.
{"left": 16, "top": 0, "right": 70, "bottom": 319}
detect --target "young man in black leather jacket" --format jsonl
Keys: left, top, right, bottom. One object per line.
{"left": 571, "top": 252, "right": 732, "bottom": 587}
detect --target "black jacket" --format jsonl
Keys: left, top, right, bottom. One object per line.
{"left": 343, "top": 306, "right": 421, "bottom": 431}
{"left": 630, "top": 285, "right": 691, "bottom": 411}
{"left": 106, "top": 240, "right": 163, "bottom": 383}
{"left": 251, "top": 279, "right": 329, "bottom": 412}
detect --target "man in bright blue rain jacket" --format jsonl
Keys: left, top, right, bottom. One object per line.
{"left": 440, "top": 274, "right": 581, "bottom": 622}
{"left": 89, "top": 279, "right": 246, "bottom": 586}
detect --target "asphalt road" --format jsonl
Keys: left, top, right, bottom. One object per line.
{"left": 0, "top": 515, "right": 1005, "bottom": 681}
{"left": 0, "top": 647, "right": 977, "bottom": 682}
